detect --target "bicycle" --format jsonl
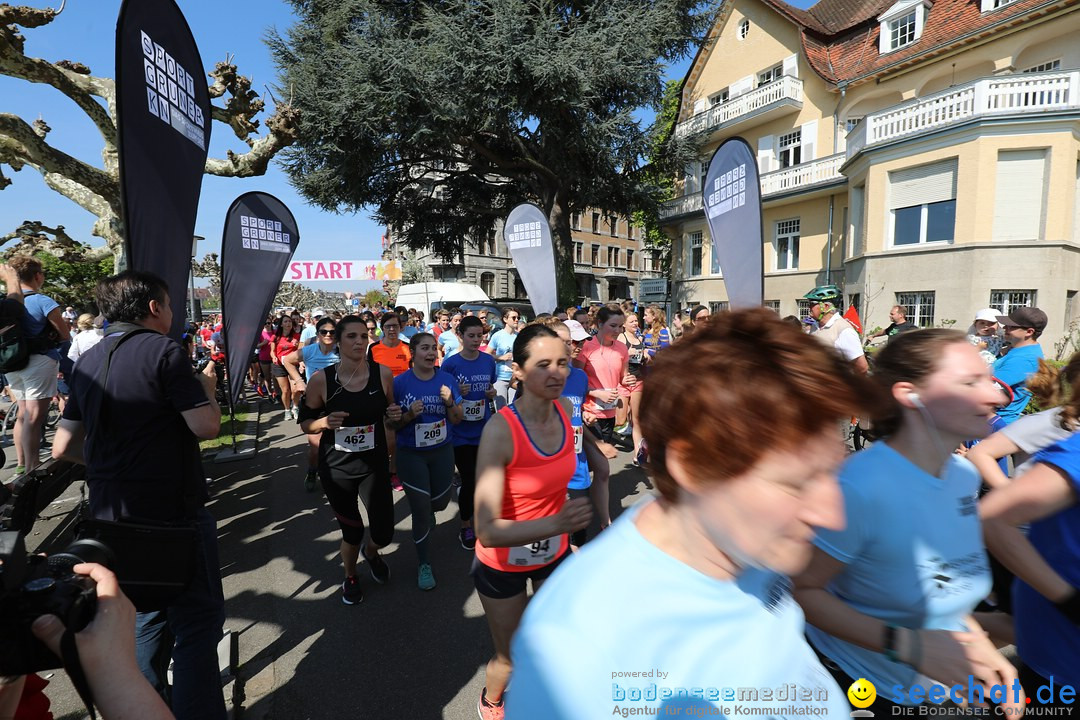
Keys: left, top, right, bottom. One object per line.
{"left": 1, "top": 396, "right": 62, "bottom": 443}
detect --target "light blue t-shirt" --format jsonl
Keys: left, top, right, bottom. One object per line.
{"left": 1014, "top": 434, "right": 1080, "bottom": 686}
{"left": 993, "top": 343, "right": 1044, "bottom": 423}
{"left": 562, "top": 367, "right": 589, "bottom": 490}
{"left": 300, "top": 343, "right": 339, "bottom": 381}
{"left": 438, "top": 330, "right": 461, "bottom": 359}
{"left": 299, "top": 324, "right": 317, "bottom": 345}
{"left": 392, "top": 369, "right": 463, "bottom": 450}
{"left": 23, "top": 291, "right": 60, "bottom": 361}
{"left": 807, "top": 442, "right": 991, "bottom": 699}
{"left": 440, "top": 352, "right": 496, "bottom": 446}
{"left": 509, "top": 500, "right": 848, "bottom": 719}
{"left": 488, "top": 329, "right": 517, "bottom": 382}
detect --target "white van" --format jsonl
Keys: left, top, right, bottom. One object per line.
{"left": 394, "top": 282, "right": 491, "bottom": 318}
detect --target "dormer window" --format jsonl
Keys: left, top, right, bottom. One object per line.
{"left": 981, "top": 0, "right": 1016, "bottom": 11}
{"left": 878, "top": 0, "right": 930, "bottom": 53}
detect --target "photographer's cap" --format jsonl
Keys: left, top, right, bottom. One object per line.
{"left": 996, "top": 307, "right": 1047, "bottom": 333}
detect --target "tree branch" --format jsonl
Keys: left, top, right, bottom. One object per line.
{"left": 0, "top": 113, "right": 118, "bottom": 207}
{"left": 204, "top": 104, "right": 299, "bottom": 177}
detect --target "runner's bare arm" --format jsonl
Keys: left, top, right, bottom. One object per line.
{"left": 299, "top": 371, "right": 328, "bottom": 435}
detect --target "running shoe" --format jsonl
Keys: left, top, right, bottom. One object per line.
{"left": 477, "top": 688, "right": 505, "bottom": 720}
{"left": 459, "top": 526, "right": 476, "bottom": 550}
{"left": 634, "top": 439, "right": 648, "bottom": 468}
{"left": 417, "top": 563, "right": 436, "bottom": 591}
{"left": 256, "top": 386, "right": 267, "bottom": 398}
{"left": 391, "top": 474, "right": 403, "bottom": 492}
{"left": 341, "top": 576, "right": 363, "bottom": 605}
{"left": 362, "top": 547, "right": 390, "bottom": 585}
{"left": 613, "top": 422, "right": 632, "bottom": 437}
{"left": 304, "top": 469, "right": 317, "bottom": 492}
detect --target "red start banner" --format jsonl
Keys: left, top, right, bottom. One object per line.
{"left": 285, "top": 259, "right": 402, "bottom": 282}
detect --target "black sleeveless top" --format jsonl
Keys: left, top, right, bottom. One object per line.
{"left": 319, "top": 362, "right": 389, "bottom": 477}
{"left": 622, "top": 333, "right": 646, "bottom": 377}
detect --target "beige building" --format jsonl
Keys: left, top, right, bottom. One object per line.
{"left": 386, "top": 211, "right": 662, "bottom": 305}
{"left": 663, "top": 0, "right": 1080, "bottom": 352}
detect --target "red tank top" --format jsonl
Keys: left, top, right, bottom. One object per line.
{"left": 475, "top": 401, "right": 576, "bottom": 572}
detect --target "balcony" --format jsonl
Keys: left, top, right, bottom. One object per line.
{"left": 674, "top": 76, "right": 803, "bottom": 140}
{"left": 847, "top": 70, "right": 1080, "bottom": 158}
{"left": 659, "top": 153, "right": 846, "bottom": 221}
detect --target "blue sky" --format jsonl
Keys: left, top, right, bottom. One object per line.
{"left": 0, "top": 0, "right": 813, "bottom": 293}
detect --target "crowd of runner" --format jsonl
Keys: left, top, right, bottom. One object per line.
{"left": 4, "top": 265, "right": 1080, "bottom": 720}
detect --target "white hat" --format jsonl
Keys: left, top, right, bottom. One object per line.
{"left": 312, "top": 307, "right": 326, "bottom": 318}
{"left": 563, "top": 319, "right": 590, "bottom": 341}
{"left": 974, "top": 308, "right": 999, "bottom": 323}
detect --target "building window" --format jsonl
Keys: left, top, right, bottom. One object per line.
{"left": 796, "top": 299, "right": 815, "bottom": 318}
{"left": 608, "top": 247, "right": 620, "bottom": 267}
{"left": 609, "top": 217, "right": 618, "bottom": 237}
{"left": 986, "top": 0, "right": 1017, "bottom": 9}
{"left": 1067, "top": 291, "right": 1078, "bottom": 330}
{"left": 848, "top": 293, "right": 861, "bottom": 318}
{"left": 710, "top": 301, "right": 730, "bottom": 314}
{"left": 888, "top": 11, "right": 916, "bottom": 50}
{"left": 758, "top": 65, "right": 782, "bottom": 87}
{"left": 709, "top": 89, "right": 729, "bottom": 106}
{"left": 889, "top": 160, "right": 957, "bottom": 246}
{"left": 514, "top": 274, "right": 526, "bottom": 299}
{"left": 993, "top": 149, "right": 1047, "bottom": 241}
{"left": 989, "top": 290, "right": 1037, "bottom": 315}
{"left": 479, "top": 272, "right": 495, "bottom": 297}
{"left": 626, "top": 249, "right": 634, "bottom": 269}
{"left": 1023, "top": 60, "right": 1061, "bottom": 73}
{"left": 688, "top": 232, "right": 703, "bottom": 277}
{"left": 778, "top": 131, "right": 802, "bottom": 169}
{"left": 896, "top": 291, "right": 936, "bottom": 327}
{"left": 764, "top": 300, "right": 780, "bottom": 313}
{"left": 845, "top": 117, "right": 864, "bottom": 133}
{"left": 774, "top": 219, "right": 800, "bottom": 271}
{"left": 571, "top": 213, "right": 580, "bottom": 229}
{"left": 575, "top": 243, "right": 583, "bottom": 264}
{"left": 591, "top": 212, "right": 600, "bottom": 234}
{"left": 738, "top": 19, "right": 750, "bottom": 39}
{"left": 642, "top": 252, "right": 656, "bottom": 272}
{"left": 591, "top": 244, "right": 601, "bottom": 266}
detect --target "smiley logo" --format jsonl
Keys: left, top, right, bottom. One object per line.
{"left": 847, "top": 678, "right": 876, "bottom": 709}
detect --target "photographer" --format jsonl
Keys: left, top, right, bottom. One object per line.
{"left": 0, "top": 563, "right": 174, "bottom": 720}
{"left": 51, "top": 271, "right": 224, "bottom": 720}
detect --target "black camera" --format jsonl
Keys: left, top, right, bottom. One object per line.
{"left": 0, "top": 531, "right": 114, "bottom": 675}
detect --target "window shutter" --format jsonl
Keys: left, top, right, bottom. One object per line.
{"left": 888, "top": 159, "right": 957, "bottom": 209}
{"left": 993, "top": 150, "right": 1046, "bottom": 241}
{"left": 730, "top": 75, "right": 754, "bottom": 97}
{"left": 757, "top": 135, "right": 774, "bottom": 173}
{"left": 782, "top": 54, "right": 799, "bottom": 78}
{"left": 693, "top": 98, "right": 707, "bottom": 114}
{"left": 800, "top": 120, "right": 817, "bottom": 162}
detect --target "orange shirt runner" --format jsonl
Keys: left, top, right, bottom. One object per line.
{"left": 369, "top": 340, "right": 412, "bottom": 377}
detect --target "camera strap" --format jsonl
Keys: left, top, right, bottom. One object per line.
{"left": 61, "top": 629, "right": 97, "bottom": 720}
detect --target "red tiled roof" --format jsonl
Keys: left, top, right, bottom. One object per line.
{"left": 767, "top": 0, "right": 1077, "bottom": 86}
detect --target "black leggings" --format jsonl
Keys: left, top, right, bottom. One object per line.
{"left": 453, "top": 444, "right": 479, "bottom": 523}
{"left": 320, "top": 466, "right": 394, "bottom": 548}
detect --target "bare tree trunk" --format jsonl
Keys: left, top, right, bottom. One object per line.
{"left": 545, "top": 188, "right": 577, "bottom": 309}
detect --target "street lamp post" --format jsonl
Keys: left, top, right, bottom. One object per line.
{"left": 190, "top": 235, "right": 204, "bottom": 324}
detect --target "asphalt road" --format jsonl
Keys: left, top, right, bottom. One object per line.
{"left": 20, "top": 403, "right": 654, "bottom": 719}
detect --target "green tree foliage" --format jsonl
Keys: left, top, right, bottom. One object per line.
{"left": 269, "top": 0, "right": 711, "bottom": 306}
{"left": 35, "top": 252, "right": 114, "bottom": 311}
{"left": 632, "top": 78, "right": 683, "bottom": 273}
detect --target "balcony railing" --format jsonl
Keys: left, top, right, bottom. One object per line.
{"left": 675, "top": 76, "right": 804, "bottom": 139}
{"left": 847, "top": 70, "right": 1080, "bottom": 158}
{"left": 659, "top": 153, "right": 846, "bottom": 220}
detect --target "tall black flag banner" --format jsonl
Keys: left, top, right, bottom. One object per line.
{"left": 503, "top": 204, "right": 558, "bottom": 316}
{"left": 116, "top": 0, "right": 210, "bottom": 338}
{"left": 702, "top": 137, "right": 764, "bottom": 308}
{"left": 221, "top": 192, "right": 300, "bottom": 408}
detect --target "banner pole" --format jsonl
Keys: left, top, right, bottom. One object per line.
{"left": 224, "top": 369, "right": 238, "bottom": 451}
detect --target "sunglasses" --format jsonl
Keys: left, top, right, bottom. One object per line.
{"left": 318, "top": 329, "right": 335, "bottom": 336}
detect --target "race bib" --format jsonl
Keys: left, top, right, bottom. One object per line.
{"left": 573, "top": 425, "right": 583, "bottom": 454}
{"left": 462, "top": 399, "right": 485, "bottom": 422}
{"left": 629, "top": 349, "right": 644, "bottom": 365}
{"left": 507, "top": 536, "right": 561, "bottom": 567}
{"left": 334, "top": 424, "right": 375, "bottom": 452}
{"left": 415, "top": 418, "right": 447, "bottom": 447}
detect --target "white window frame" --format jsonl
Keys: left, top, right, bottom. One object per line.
{"left": 778, "top": 131, "right": 802, "bottom": 169}
{"left": 888, "top": 160, "right": 957, "bottom": 248}
{"left": 982, "top": 0, "right": 1016, "bottom": 11}
{"left": 709, "top": 88, "right": 730, "bottom": 106}
{"left": 689, "top": 232, "right": 703, "bottom": 277}
{"left": 758, "top": 65, "right": 782, "bottom": 87}
{"left": 764, "top": 300, "right": 780, "bottom": 313}
{"left": 896, "top": 291, "right": 936, "bottom": 328}
{"left": 574, "top": 242, "right": 583, "bottom": 264}
{"left": 710, "top": 301, "right": 730, "bottom": 314}
{"left": 774, "top": 219, "right": 800, "bottom": 271}
{"left": 738, "top": 19, "right": 750, "bottom": 40}
{"left": 878, "top": 0, "right": 928, "bottom": 53}
{"left": 989, "top": 290, "right": 1037, "bottom": 315}
{"left": 796, "top": 299, "right": 815, "bottom": 318}
{"left": 1022, "top": 60, "right": 1061, "bottom": 73}
{"left": 608, "top": 246, "right": 620, "bottom": 267}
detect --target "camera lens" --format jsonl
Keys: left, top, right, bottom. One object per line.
{"left": 48, "top": 538, "right": 116, "bottom": 575}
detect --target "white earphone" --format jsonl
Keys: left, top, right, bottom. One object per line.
{"left": 908, "top": 392, "right": 924, "bottom": 408}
